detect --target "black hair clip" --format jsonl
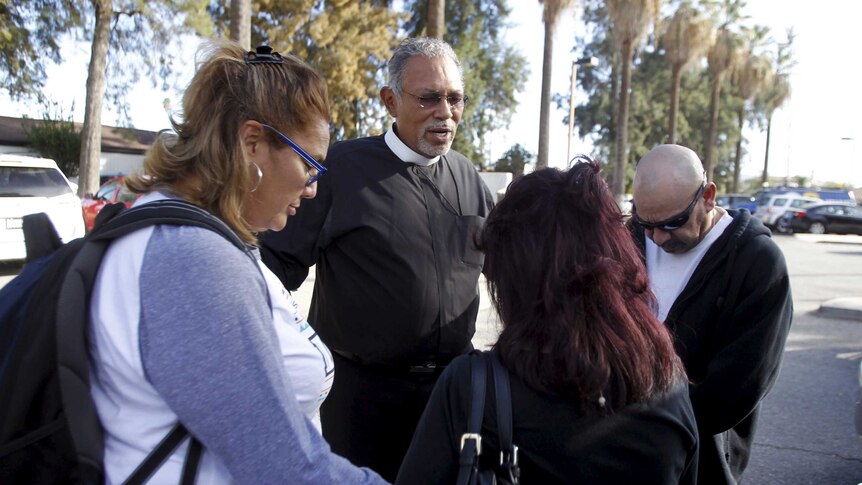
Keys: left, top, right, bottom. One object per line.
{"left": 244, "top": 45, "right": 284, "bottom": 65}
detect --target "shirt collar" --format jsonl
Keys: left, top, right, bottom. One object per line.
{"left": 384, "top": 124, "right": 440, "bottom": 166}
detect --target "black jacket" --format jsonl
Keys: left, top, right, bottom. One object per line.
{"left": 396, "top": 353, "right": 699, "bottom": 484}
{"left": 631, "top": 209, "right": 793, "bottom": 485}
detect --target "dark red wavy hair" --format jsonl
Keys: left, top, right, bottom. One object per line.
{"left": 478, "top": 158, "right": 682, "bottom": 412}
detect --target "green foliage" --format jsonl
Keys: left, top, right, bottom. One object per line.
{"left": 0, "top": 0, "right": 83, "bottom": 101}
{"left": 571, "top": 0, "right": 754, "bottom": 193}
{"left": 22, "top": 102, "right": 82, "bottom": 178}
{"left": 493, "top": 143, "right": 534, "bottom": 177}
{"left": 93, "top": 0, "right": 214, "bottom": 125}
{"left": 208, "top": 0, "right": 403, "bottom": 142}
{"left": 2, "top": 0, "right": 213, "bottom": 123}
{"left": 404, "top": 0, "right": 528, "bottom": 166}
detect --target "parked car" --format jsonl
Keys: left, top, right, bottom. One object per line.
{"left": 81, "top": 176, "right": 141, "bottom": 231}
{"left": 0, "top": 154, "right": 86, "bottom": 262}
{"left": 716, "top": 193, "right": 756, "bottom": 210}
{"left": 743, "top": 187, "right": 856, "bottom": 217}
{"left": 754, "top": 193, "right": 821, "bottom": 229}
{"left": 785, "top": 202, "right": 862, "bottom": 235}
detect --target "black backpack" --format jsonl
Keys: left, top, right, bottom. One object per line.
{"left": 0, "top": 199, "right": 249, "bottom": 484}
{"left": 457, "top": 351, "right": 520, "bottom": 485}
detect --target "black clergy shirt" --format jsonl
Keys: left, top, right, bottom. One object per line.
{"left": 260, "top": 131, "right": 495, "bottom": 366}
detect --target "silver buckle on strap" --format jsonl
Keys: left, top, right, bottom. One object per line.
{"left": 460, "top": 433, "right": 482, "bottom": 455}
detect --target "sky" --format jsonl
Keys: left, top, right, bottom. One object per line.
{"left": 493, "top": 0, "right": 862, "bottom": 187}
{"left": 2, "top": 1, "right": 860, "bottom": 188}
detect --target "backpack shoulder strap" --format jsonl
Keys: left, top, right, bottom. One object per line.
{"left": 91, "top": 199, "right": 248, "bottom": 253}
{"left": 488, "top": 352, "right": 519, "bottom": 484}
{"left": 57, "top": 199, "right": 246, "bottom": 482}
{"left": 456, "top": 351, "right": 487, "bottom": 485}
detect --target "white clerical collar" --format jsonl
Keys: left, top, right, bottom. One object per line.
{"left": 384, "top": 124, "right": 440, "bottom": 166}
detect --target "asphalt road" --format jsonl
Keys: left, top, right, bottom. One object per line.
{"left": 744, "top": 233, "right": 862, "bottom": 484}
{"left": 3, "top": 232, "right": 862, "bottom": 482}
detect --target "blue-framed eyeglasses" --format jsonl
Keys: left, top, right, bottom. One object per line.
{"left": 261, "top": 123, "right": 327, "bottom": 186}
{"left": 633, "top": 182, "right": 706, "bottom": 231}
{"left": 400, "top": 90, "right": 469, "bottom": 110}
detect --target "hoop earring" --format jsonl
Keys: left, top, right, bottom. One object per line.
{"left": 249, "top": 162, "right": 263, "bottom": 193}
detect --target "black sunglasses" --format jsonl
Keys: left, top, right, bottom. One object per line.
{"left": 633, "top": 182, "right": 706, "bottom": 231}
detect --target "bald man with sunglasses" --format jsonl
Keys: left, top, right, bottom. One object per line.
{"left": 630, "top": 144, "right": 793, "bottom": 485}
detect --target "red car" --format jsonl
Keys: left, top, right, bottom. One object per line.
{"left": 81, "top": 176, "right": 141, "bottom": 231}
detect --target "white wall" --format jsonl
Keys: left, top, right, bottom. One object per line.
{"left": 0, "top": 143, "right": 144, "bottom": 177}
{"left": 101, "top": 152, "right": 144, "bottom": 176}
{"left": 479, "top": 172, "right": 513, "bottom": 203}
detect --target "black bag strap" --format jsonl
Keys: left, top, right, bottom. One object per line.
{"left": 456, "top": 352, "right": 487, "bottom": 485}
{"left": 58, "top": 199, "right": 241, "bottom": 485}
{"left": 91, "top": 199, "right": 248, "bottom": 255}
{"left": 489, "top": 352, "right": 519, "bottom": 483}
{"left": 121, "top": 424, "right": 200, "bottom": 485}
{"left": 180, "top": 437, "right": 204, "bottom": 485}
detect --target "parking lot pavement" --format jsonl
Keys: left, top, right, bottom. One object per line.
{"left": 793, "top": 234, "right": 862, "bottom": 245}
{"left": 787, "top": 234, "right": 862, "bottom": 321}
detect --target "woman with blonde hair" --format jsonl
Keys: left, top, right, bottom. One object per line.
{"left": 88, "top": 40, "right": 386, "bottom": 484}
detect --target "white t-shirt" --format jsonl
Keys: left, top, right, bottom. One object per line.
{"left": 89, "top": 192, "right": 335, "bottom": 483}
{"left": 646, "top": 212, "right": 733, "bottom": 322}
{"left": 258, "top": 261, "right": 334, "bottom": 430}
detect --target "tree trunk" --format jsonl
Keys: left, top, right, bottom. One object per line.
{"left": 762, "top": 112, "right": 772, "bottom": 185}
{"left": 612, "top": 40, "right": 632, "bottom": 202}
{"left": 668, "top": 63, "right": 682, "bottom": 144}
{"left": 704, "top": 70, "right": 723, "bottom": 182}
{"left": 732, "top": 105, "right": 745, "bottom": 193}
{"left": 427, "top": 0, "right": 445, "bottom": 39}
{"left": 608, "top": 53, "right": 619, "bottom": 166}
{"left": 537, "top": 17, "right": 556, "bottom": 169}
{"left": 230, "top": 0, "right": 251, "bottom": 50}
{"left": 78, "top": 0, "right": 112, "bottom": 198}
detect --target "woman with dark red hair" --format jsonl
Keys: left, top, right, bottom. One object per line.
{"left": 397, "top": 158, "right": 698, "bottom": 484}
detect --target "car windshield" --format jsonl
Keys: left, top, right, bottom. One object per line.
{"left": 0, "top": 166, "right": 73, "bottom": 197}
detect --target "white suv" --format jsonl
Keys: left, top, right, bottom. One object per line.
{"left": 754, "top": 192, "right": 820, "bottom": 229}
{"left": 0, "top": 154, "right": 86, "bottom": 262}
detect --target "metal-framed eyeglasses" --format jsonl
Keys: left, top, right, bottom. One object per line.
{"left": 400, "top": 90, "right": 469, "bottom": 111}
{"left": 261, "top": 123, "right": 327, "bottom": 186}
{"left": 633, "top": 181, "right": 707, "bottom": 232}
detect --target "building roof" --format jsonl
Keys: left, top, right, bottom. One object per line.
{"left": 0, "top": 115, "right": 158, "bottom": 155}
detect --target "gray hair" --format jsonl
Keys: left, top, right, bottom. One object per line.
{"left": 387, "top": 37, "right": 462, "bottom": 94}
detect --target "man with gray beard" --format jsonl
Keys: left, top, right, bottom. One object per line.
{"left": 260, "top": 37, "right": 494, "bottom": 481}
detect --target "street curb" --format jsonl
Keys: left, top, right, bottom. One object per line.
{"left": 819, "top": 298, "right": 862, "bottom": 322}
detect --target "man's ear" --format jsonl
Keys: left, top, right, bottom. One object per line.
{"left": 380, "top": 87, "right": 399, "bottom": 118}
{"left": 239, "top": 120, "right": 265, "bottom": 158}
{"left": 704, "top": 182, "right": 718, "bottom": 211}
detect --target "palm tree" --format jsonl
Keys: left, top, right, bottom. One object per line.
{"left": 536, "top": 0, "right": 576, "bottom": 168}
{"left": 662, "top": 4, "right": 714, "bottom": 144}
{"left": 427, "top": 0, "right": 445, "bottom": 38}
{"left": 758, "top": 29, "right": 795, "bottom": 185}
{"left": 758, "top": 74, "right": 790, "bottom": 185}
{"left": 703, "top": 26, "right": 740, "bottom": 182}
{"left": 606, "top": 0, "right": 662, "bottom": 200}
{"left": 730, "top": 51, "right": 770, "bottom": 192}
